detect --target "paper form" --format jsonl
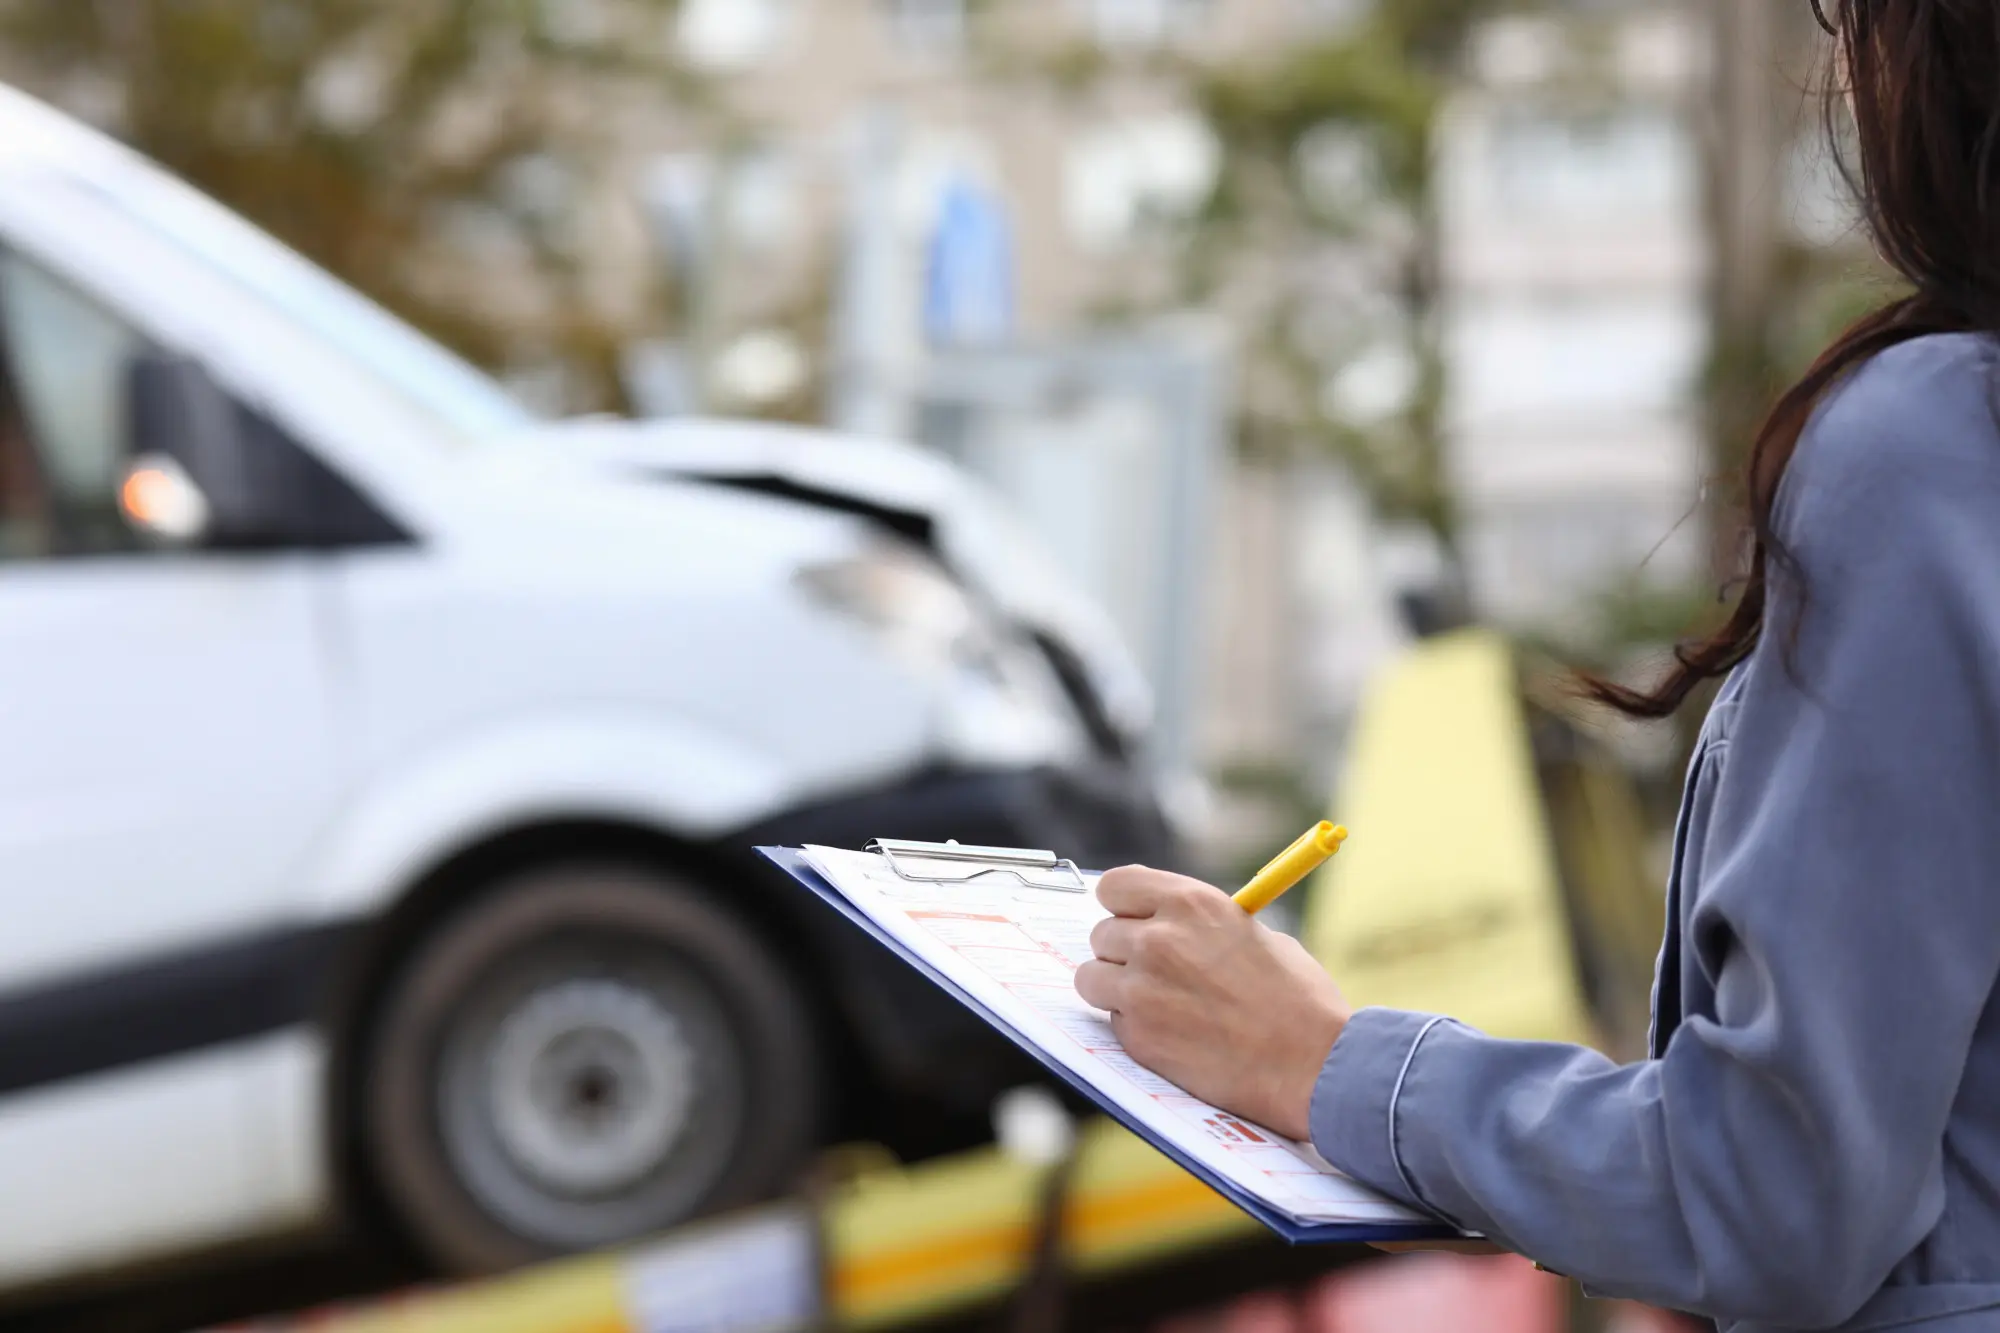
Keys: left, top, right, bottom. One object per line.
{"left": 800, "top": 845, "right": 1430, "bottom": 1227}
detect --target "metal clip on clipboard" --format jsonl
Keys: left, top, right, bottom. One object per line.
{"left": 865, "top": 838, "right": 1090, "bottom": 893}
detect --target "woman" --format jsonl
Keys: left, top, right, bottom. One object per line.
{"left": 1074, "top": 4, "right": 2000, "bottom": 1329}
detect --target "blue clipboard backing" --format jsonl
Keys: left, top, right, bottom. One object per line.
{"left": 757, "top": 845, "right": 1459, "bottom": 1245}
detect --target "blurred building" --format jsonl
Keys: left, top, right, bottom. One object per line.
{"left": 652, "top": 0, "right": 1358, "bottom": 338}
{"left": 1437, "top": 8, "right": 1710, "bottom": 638}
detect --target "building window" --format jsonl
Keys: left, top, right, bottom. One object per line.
{"left": 0, "top": 250, "right": 148, "bottom": 558}
{"left": 1447, "top": 296, "right": 1705, "bottom": 424}
{"left": 1081, "top": 0, "right": 1210, "bottom": 50}
{"left": 677, "top": 0, "right": 792, "bottom": 70}
{"left": 1485, "top": 107, "right": 1695, "bottom": 224}
{"left": 883, "top": 0, "right": 968, "bottom": 58}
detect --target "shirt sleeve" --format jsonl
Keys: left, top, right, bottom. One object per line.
{"left": 1309, "top": 349, "right": 2000, "bottom": 1327}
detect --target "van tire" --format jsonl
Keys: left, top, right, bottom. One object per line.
{"left": 363, "top": 862, "right": 820, "bottom": 1274}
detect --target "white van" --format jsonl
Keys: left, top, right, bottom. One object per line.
{"left": 0, "top": 85, "right": 1178, "bottom": 1292}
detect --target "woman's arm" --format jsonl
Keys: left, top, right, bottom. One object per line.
{"left": 1081, "top": 344, "right": 2000, "bottom": 1326}
{"left": 1315, "top": 390, "right": 2000, "bottom": 1321}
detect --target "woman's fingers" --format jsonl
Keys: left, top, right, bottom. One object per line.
{"left": 1074, "top": 957, "right": 1125, "bottom": 1013}
{"left": 1073, "top": 876, "right": 1352, "bottom": 1141}
{"left": 1089, "top": 915, "right": 1140, "bottom": 963}
{"left": 1095, "top": 865, "right": 1175, "bottom": 917}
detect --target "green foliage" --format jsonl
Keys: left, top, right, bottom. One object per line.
{"left": 1200, "top": 27, "right": 1437, "bottom": 199}
{"left": 991, "top": 36, "right": 1110, "bottom": 95}
{"left": 0, "top": 0, "right": 713, "bottom": 411}
{"left": 1179, "top": 5, "right": 1507, "bottom": 545}
{"left": 1380, "top": 0, "right": 1529, "bottom": 61}
{"left": 1552, "top": 579, "right": 1722, "bottom": 669}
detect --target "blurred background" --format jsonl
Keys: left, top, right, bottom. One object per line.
{"left": 0, "top": 0, "right": 1876, "bottom": 856}
{"left": 0, "top": 1, "right": 1882, "bottom": 1331}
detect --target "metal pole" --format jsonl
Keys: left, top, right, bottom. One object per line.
{"left": 828, "top": 105, "right": 910, "bottom": 439}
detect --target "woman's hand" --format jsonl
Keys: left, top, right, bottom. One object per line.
{"left": 1074, "top": 865, "right": 1352, "bottom": 1142}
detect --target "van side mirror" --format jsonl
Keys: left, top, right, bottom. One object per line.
{"left": 121, "top": 353, "right": 283, "bottom": 546}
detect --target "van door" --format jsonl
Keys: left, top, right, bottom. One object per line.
{"left": 0, "top": 247, "right": 343, "bottom": 1284}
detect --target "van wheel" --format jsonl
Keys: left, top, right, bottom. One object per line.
{"left": 363, "top": 863, "right": 820, "bottom": 1273}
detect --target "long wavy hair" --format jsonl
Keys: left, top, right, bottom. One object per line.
{"left": 1590, "top": 0, "right": 2000, "bottom": 718}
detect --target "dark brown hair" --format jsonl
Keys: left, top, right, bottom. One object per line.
{"left": 1590, "top": 0, "right": 2000, "bottom": 718}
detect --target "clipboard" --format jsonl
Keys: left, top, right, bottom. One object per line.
{"left": 758, "top": 843, "right": 1460, "bottom": 1245}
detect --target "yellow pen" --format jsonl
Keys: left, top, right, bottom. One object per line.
{"left": 1232, "top": 821, "right": 1348, "bottom": 915}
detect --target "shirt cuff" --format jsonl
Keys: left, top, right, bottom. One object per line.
{"left": 1309, "top": 1006, "right": 1452, "bottom": 1212}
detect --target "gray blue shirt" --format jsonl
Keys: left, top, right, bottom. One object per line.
{"left": 1310, "top": 333, "right": 2000, "bottom": 1332}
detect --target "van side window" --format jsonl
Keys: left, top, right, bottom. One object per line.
{"left": 0, "top": 393, "right": 46, "bottom": 560}
{"left": 0, "top": 251, "right": 145, "bottom": 558}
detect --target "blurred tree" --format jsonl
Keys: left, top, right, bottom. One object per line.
{"left": 996, "top": 1, "right": 1512, "bottom": 549}
{"left": 1700, "top": 0, "right": 1899, "bottom": 543}
{"left": 1190, "top": 13, "right": 1466, "bottom": 543}
{"left": 0, "top": 0, "right": 718, "bottom": 412}
{"left": 978, "top": 4, "right": 1510, "bottom": 857}
{"left": 1564, "top": 0, "right": 1897, "bottom": 755}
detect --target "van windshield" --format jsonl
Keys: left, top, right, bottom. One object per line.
{"left": 75, "top": 167, "right": 542, "bottom": 441}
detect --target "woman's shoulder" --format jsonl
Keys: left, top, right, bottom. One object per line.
{"left": 1806, "top": 332, "right": 2000, "bottom": 474}
{"left": 1786, "top": 332, "right": 2000, "bottom": 535}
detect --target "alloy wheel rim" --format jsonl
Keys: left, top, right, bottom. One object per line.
{"left": 484, "top": 978, "right": 696, "bottom": 1195}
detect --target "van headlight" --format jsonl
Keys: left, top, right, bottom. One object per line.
{"left": 796, "top": 543, "right": 1009, "bottom": 682}
{"left": 798, "top": 543, "right": 1087, "bottom": 764}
